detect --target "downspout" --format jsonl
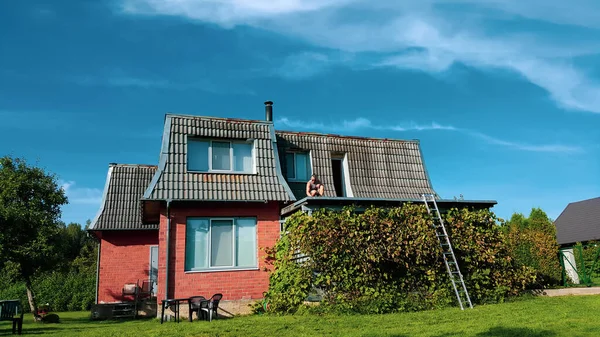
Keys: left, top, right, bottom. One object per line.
{"left": 164, "top": 200, "right": 172, "bottom": 300}
{"left": 95, "top": 237, "right": 101, "bottom": 304}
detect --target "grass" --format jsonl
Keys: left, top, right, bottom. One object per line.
{"left": 1, "top": 295, "right": 599, "bottom": 336}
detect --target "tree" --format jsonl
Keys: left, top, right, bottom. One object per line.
{"left": 503, "top": 208, "right": 561, "bottom": 287}
{"left": 0, "top": 156, "right": 68, "bottom": 320}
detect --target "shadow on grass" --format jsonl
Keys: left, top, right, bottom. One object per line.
{"left": 431, "top": 327, "right": 556, "bottom": 337}
{"left": 475, "top": 326, "right": 557, "bottom": 337}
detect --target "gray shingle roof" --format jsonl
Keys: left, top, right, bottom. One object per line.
{"left": 275, "top": 131, "right": 437, "bottom": 199}
{"left": 90, "top": 164, "right": 158, "bottom": 231}
{"left": 143, "top": 114, "right": 295, "bottom": 201}
{"left": 554, "top": 197, "right": 600, "bottom": 245}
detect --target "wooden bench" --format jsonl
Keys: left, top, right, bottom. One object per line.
{"left": 0, "top": 300, "right": 24, "bottom": 335}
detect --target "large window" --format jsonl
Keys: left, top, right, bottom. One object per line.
{"left": 185, "top": 217, "right": 257, "bottom": 271}
{"left": 286, "top": 152, "right": 310, "bottom": 181}
{"left": 187, "top": 138, "right": 254, "bottom": 173}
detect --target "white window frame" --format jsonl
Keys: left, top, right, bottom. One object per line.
{"left": 286, "top": 151, "right": 311, "bottom": 182}
{"left": 187, "top": 138, "right": 256, "bottom": 174}
{"left": 185, "top": 217, "right": 258, "bottom": 273}
{"left": 331, "top": 153, "right": 354, "bottom": 197}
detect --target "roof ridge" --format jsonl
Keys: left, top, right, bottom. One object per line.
{"left": 275, "top": 129, "right": 420, "bottom": 143}
{"left": 569, "top": 196, "right": 600, "bottom": 205}
{"left": 166, "top": 113, "right": 272, "bottom": 125}
{"left": 108, "top": 163, "right": 158, "bottom": 168}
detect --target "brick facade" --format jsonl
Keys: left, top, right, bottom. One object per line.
{"left": 156, "top": 201, "right": 281, "bottom": 304}
{"left": 96, "top": 230, "right": 159, "bottom": 303}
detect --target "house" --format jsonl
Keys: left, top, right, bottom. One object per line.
{"left": 553, "top": 197, "right": 600, "bottom": 285}
{"left": 88, "top": 101, "right": 496, "bottom": 317}
{"left": 554, "top": 197, "right": 600, "bottom": 247}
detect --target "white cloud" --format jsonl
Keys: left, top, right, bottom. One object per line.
{"left": 60, "top": 180, "right": 103, "bottom": 205}
{"left": 276, "top": 117, "right": 583, "bottom": 153}
{"left": 119, "top": 0, "right": 600, "bottom": 114}
{"left": 277, "top": 52, "right": 331, "bottom": 80}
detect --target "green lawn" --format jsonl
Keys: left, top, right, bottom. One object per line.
{"left": 1, "top": 295, "right": 599, "bottom": 336}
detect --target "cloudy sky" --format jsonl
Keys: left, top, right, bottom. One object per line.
{"left": 1, "top": 0, "right": 599, "bottom": 224}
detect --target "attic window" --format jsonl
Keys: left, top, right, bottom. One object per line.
{"left": 286, "top": 152, "right": 310, "bottom": 181}
{"left": 187, "top": 138, "right": 255, "bottom": 174}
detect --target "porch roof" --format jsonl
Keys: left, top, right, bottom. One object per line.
{"left": 281, "top": 196, "right": 497, "bottom": 216}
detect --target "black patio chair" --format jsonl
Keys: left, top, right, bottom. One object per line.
{"left": 199, "top": 293, "right": 223, "bottom": 322}
{"left": 188, "top": 296, "right": 206, "bottom": 322}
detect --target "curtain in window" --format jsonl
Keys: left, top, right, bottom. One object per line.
{"left": 296, "top": 153, "right": 309, "bottom": 180}
{"left": 187, "top": 140, "right": 209, "bottom": 171}
{"left": 185, "top": 218, "right": 209, "bottom": 270}
{"left": 212, "top": 141, "right": 231, "bottom": 170}
{"left": 233, "top": 143, "right": 253, "bottom": 173}
{"left": 286, "top": 153, "right": 295, "bottom": 179}
{"left": 211, "top": 220, "right": 234, "bottom": 267}
{"left": 236, "top": 218, "right": 257, "bottom": 267}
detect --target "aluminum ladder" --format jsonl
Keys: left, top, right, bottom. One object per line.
{"left": 421, "top": 193, "right": 473, "bottom": 310}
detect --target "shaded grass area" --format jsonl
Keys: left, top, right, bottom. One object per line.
{"left": 1, "top": 295, "right": 599, "bottom": 336}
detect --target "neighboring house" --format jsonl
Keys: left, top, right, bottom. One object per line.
{"left": 554, "top": 197, "right": 600, "bottom": 247}
{"left": 88, "top": 164, "right": 158, "bottom": 304}
{"left": 553, "top": 197, "right": 600, "bottom": 285}
{"left": 89, "top": 101, "right": 496, "bottom": 316}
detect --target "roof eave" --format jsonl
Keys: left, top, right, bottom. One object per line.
{"left": 143, "top": 115, "right": 173, "bottom": 199}
{"left": 88, "top": 165, "right": 114, "bottom": 231}
{"left": 281, "top": 196, "right": 498, "bottom": 216}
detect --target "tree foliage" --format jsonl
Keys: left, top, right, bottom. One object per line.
{"left": 0, "top": 220, "right": 97, "bottom": 312}
{"left": 0, "top": 155, "right": 68, "bottom": 317}
{"left": 502, "top": 208, "right": 561, "bottom": 287}
{"left": 259, "top": 204, "right": 536, "bottom": 315}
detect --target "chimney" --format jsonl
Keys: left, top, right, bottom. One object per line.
{"left": 264, "top": 101, "right": 273, "bottom": 122}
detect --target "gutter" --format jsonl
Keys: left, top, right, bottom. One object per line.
{"left": 164, "top": 200, "right": 172, "bottom": 300}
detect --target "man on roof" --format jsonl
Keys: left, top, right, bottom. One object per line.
{"left": 306, "top": 174, "right": 324, "bottom": 197}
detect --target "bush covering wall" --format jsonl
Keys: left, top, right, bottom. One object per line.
{"left": 259, "top": 204, "right": 536, "bottom": 315}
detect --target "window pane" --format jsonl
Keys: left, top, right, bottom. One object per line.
{"left": 187, "top": 139, "right": 209, "bottom": 171}
{"left": 186, "top": 218, "right": 209, "bottom": 270}
{"left": 236, "top": 218, "right": 257, "bottom": 267}
{"left": 212, "top": 142, "right": 231, "bottom": 170}
{"left": 233, "top": 142, "right": 253, "bottom": 173}
{"left": 211, "top": 220, "right": 233, "bottom": 267}
{"left": 286, "top": 154, "right": 295, "bottom": 179}
{"left": 296, "top": 153, "right": 309, "bottom": 180}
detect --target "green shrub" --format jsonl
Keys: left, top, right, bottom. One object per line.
{"left": 503, "top": 208, "right": 562, "bottom": 287}
{"left": 0, "top": 271, "right": 95, "bottom": 312}
{"left": 259, "top": 204, "right": 536, "bottom": 315}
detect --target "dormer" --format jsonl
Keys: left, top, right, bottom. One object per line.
{"left": 141, "top": 113, "right": 295, "bottom": 223}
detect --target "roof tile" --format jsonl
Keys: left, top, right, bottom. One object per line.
{"left": 91, "top": 164, "right": 158, "bottom": 230}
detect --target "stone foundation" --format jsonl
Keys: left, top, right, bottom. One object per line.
{"left": 540, "top": 287, "right": 600, "bottom": 297}
{"left": 158, "top": 299, "right": 258, "bottom": 320}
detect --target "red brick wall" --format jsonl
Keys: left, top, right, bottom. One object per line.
{"left": 157, "top": 201, "right": 281, "bottom": 302}
{"left": 97, "top": 230, "right": 159, "bottom": 303}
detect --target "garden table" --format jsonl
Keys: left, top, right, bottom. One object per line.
{"left": 160, "top": 298, "right": 189, "bottom": 324}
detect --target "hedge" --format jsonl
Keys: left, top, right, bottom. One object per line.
{"left": 258, "top": 204, "right": 536, "bottom": 315}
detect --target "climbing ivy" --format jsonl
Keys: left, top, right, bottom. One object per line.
{"left": 256, "top": 204, "right": 536, "bottom": 315}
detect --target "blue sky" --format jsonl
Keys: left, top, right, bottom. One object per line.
{"left": 1, "top": 0, "right": 599, "bottom": 225}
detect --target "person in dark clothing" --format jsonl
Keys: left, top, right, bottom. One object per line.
{"left": 306, "top": 174, "right": 324, "bottom": 197}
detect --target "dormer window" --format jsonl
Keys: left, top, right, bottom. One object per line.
{"left": 286, "top": 151, "right": 311, "bottom": 181}
{"left": 187, "top": 138, "right": 255, "bottom": 174}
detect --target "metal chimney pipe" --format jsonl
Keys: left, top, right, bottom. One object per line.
{"left": 264, "top": 101, "right": 273, "bottom": 122}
